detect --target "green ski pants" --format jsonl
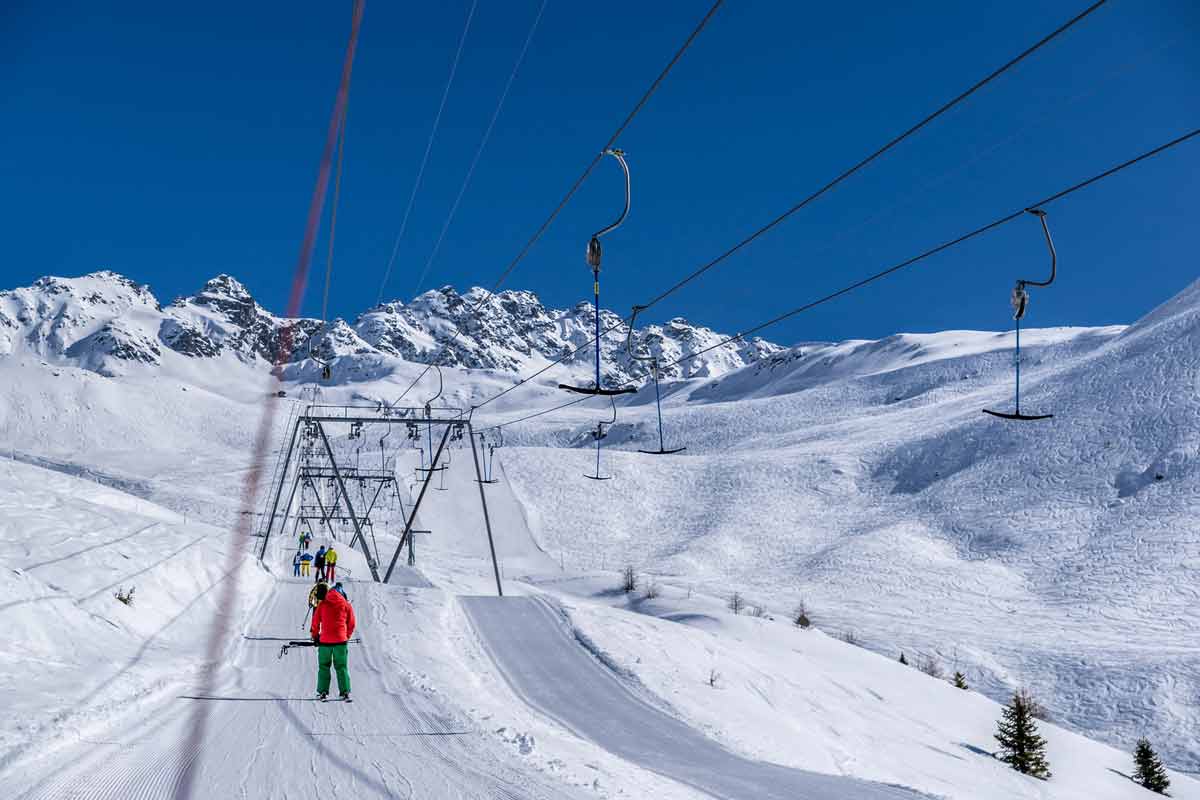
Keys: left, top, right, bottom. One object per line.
{"left": 317, "top": 643, "right": 350, "bottom": 695}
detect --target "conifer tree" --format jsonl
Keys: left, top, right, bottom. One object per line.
{"left": 994, "top": 690, "right": 1051, "bottom": 779}
{"left": 899, "top": 652, "right": 908, "bottom": 666}
{"left": 1133, "top": 738, "right": 1170, "bottom": 794}
{"left": 953, "top": 671, "right": 968, "bottom": 690}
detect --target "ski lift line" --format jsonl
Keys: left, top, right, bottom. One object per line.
{"left": 481, "top": 0, "right": 724, "bottom": 300}
{"left": 390, "top": 0, "right": 725, "bottom": 407}
{"left": 626, "top": 307, "right": 685, "bottom": 454}
{"left": 321, "top": 74, "right": 352, "bottom": 324}
{"left": 584, "top": 395, "right": 619, "bottom": 480}
{"left": 626, "top": 0, "right": 1110, "bottom": 318}
{"left": 479, "top": 127, "right": 1200, "bottom": 432}
{"left": 178, "top": 4, "right": 366, "bottom": 798}
{"left": 638, "top": 127, "right": 1200, "bottom": 378}
{"left": 376, "top": 0, "right": 479, "bottom": 305}
{"left": 412, "top": 0, "right": 548, "bottom": 296}
{"left": 466, "top": 0, "right": 1111, "bottom": 413}
{"left": 476, "top": 394, "right": 595, "bottom": 433}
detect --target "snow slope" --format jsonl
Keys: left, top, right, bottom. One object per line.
{"left": 463, "top": 595, "right": 926, "bottom": 799}
{"left": 515, "top": 573, "right": 1200, "bottom": 800}
{"left": 491, "top": 278, "right": 1200, "bottom": 772}
{"left": 2, "top": 269, "right": 1197, "bottom": 795}
{"left": 0, "top": 458, "right": 270, "bottom": 776}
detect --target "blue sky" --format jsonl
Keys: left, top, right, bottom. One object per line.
{"left": 3, "top": 0, "right": 1197, "bottom": 346}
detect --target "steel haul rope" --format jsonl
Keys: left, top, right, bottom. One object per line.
{"left": 467, "top": 0, "right": 1111, "bottom": 414}
{"left": 477, "top": 127, "right": 1200, "bottom": 433}
{"left": 390, "top": 0, "right": 725, "bottom": 407}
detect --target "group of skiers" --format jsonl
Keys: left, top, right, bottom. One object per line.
{"left": 293, "top": 533, "right": 338, "bottom": 583}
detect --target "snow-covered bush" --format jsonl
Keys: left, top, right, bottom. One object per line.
{"left": 916, "top": 654, "right": 943, "bottom": 679}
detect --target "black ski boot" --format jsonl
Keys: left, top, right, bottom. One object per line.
{"left": 340, "top": 691, "right": 352, "bottom": 703}
{"left": 318, "top": 691, "right": 329, "bottom": 702}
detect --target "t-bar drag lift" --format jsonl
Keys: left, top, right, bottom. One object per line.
{"left": 983, "top": 208, "right": 1057, "bottom": 421}
{"left": 559, "top": 149, "right": 638, "bottom": 398}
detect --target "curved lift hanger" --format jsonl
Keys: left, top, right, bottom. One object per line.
{"left": 476, "top": 427, "right": 503, "bottom": 485}
{"left": 584, "top": 395, "right": 618, "bottom": 481}
{"left": 308, "top": 324, "right": 333, "bottom": 382}
{"left": 416, "top": 365, "right": 448, "bottom": 474}
{"left": 626, "top": 305, "right": 685, "bottom": 454}
{"left": 983, "top": 209, "right": 1056, "bottom": 421}
{"left": 559, "top": 149, "right": 639, "bottom": 398}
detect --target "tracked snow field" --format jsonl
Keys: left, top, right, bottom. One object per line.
{"left": 11, "top": 579, "right": 583, "bottom": 800}
{"left": 463, "top": 595, "right": 928, "bottom": 800}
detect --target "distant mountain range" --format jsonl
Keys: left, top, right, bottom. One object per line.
{"left": 0, "top": 271, "right": 782, "bottom": 384}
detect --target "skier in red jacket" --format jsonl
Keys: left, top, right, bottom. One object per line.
{"left": 309, "top": 582, "right": 356, "bottom": 701}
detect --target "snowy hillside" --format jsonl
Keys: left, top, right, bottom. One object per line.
{"left": 1, "top": 269, "right": 1197, "bottom": 797}
{"left": 494, "top": 277, "right": 1200, "bottom": 772}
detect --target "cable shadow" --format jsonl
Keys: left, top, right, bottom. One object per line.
{"left": 22, "top": 523, "right": 160, "bottom": 571}
{"left": 270, "top": 693, "right": 404, "bottom": 798}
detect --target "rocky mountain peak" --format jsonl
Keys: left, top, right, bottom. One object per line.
{"left": 2, "top": 270, "right": 783, "bottom": 384}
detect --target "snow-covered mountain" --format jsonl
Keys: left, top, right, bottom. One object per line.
{"left": 0, "top": 271, "right": 781, "bottom": 385}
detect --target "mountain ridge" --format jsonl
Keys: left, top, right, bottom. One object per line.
{"left": 0, "top": 270, "right": 782, "bottom": 384}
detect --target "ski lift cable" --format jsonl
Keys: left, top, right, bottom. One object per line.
{"left": 633, "top": 127, "right": 1200, "bottom": 379}
{"left": 478, "top": 128, "right": 1200, "bottom": 431}
{"left": 308, "top": 91, "right": 351, "bottom": 382}
{"left": 412, "top": 0, "right": 549, "bottom": 296}
{"left": 466, "top": 0, "right": 1110, "bottom": 413}
{"left": 476, "top": 395, "right": 594, "bottom": 433}
{"left": 631, "top": 0, "right": 1109, "bottom": 317}
{"left": 390, "top": 0, "right": 725, "bottom": 406}
{"left": 322, "top": 81, "right": 351, "bottom": 324}
{"left": 376, "top": 0, "right": 480, "bottom": 305}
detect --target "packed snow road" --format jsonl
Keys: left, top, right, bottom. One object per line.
{"left": 462, "top": 595, "right": 931, "bottom": 800}
{"left": 12, "top": 577, "right": 579, "bottom": 800}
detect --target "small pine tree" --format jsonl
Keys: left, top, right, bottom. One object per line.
{"left": 953, "top": 670, "right": 969, "bottom": 690}
{"left": 728, "top": 592, "right": 743, "bottom": 615}
{"left": 994, "top": 690, "right": 1052, "bottom": 779}
{"left": 1133, "top": 738, "right": 1170, "bottom": 794}
{"left": 792, "top": 600, "right": 811, "bottom": 629}
{"left": 899, "top": 652, "right": 909, "bottom": 666}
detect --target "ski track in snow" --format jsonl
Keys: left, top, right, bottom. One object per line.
{"left": 12, "top": 580, "right": 580, "bottom": 800}
{"left": 462, "top": 594, "right": 930, "bottom": 799}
